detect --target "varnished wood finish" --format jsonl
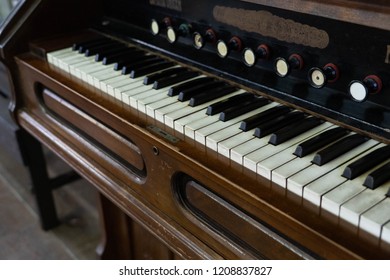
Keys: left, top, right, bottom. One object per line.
{"left": 3, "top": 0, "right": 390, "bottom": 259}
{"left": 97, "top": 194, "right": 176, "bottom": 260}
{"left": 243, "top": 0, "right": 390, "bottom": 30}
{"left": 12, "top": 48, "right": 390, "bottom": 258}
{"left": 41, "top": 88, "right": 146, "bottom": 174}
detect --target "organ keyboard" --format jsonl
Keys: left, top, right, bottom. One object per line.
{"left": 2, "top": 0, "right": 390, "bottom": 259}
{"left": 47, "top": 36, "right": 390, "bottom": 244}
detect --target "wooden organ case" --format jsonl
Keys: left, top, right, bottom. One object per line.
{"left": 2, "top": 0, "right": 390, "bottom": 259}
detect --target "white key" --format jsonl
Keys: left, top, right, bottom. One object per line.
{"left": 287, "top": 139, "right": 378, "bottom": 197}
{"left": 60, "top": 55, "right": 96, "bottom": 77}
{"left": 74, "top": 59, "right": 106, "bottom": 82}
{"left": 111, "top": 68, "right": 148, "bottom": 97}
{"left": 137, "top": 74, "right": 192, "bottom": 113}
{"left": 68, "top": 55, "right": 101, "bottom": 71}
{"left": 95, "top": 67, "right": 122, "bottom": 91}
{"left": 174, "top": 110, "right": 208, "bottom": 133}
{"left": 303, "top": 170, "right": 344, "bottom": 206}
{"left": 302, "top": 144, "right": 387, "bottom": 206}
{"left": 57, "top": 52, "right": 89, "bottom": 72}
{"left": 79, "top": 60, "right": 124, "bottom": 87}
{"left": 173, "top": 90, "right": 244, "bottom": 129}
{"left": 243, "top": 122, "right": 331, "bottom": 173}
{"left": 187, "top": 94, "right": 271, "bottom": 140}
{"left": 195, "top": 107, "right": 270, "bottom": 146}
{"left": 142, "top": 78, "right": 211, "bottom": 120}
{"left": 144, "top": 96, "right": 179, "bottom": 118}
{"left": 272, "top": 132, "right": 353, "bottom": 188}
{"left": 257, "top": 124, "right": 336, "bottom": 179}
{"left": 124, "top": 69, "right": 185, "bottom": 108}
{"left": 120, "top": 83, "right": 149, "bottom": 105}
{"left": 153, "top": 101, "right": 185, "bottom": 121}
{"left": 260, "top": 152, "right": 297, "bottom": 180}
{"left": 206, "top": 103, "right": 276, "bottom": 151}
{"left": 109, "top": 77, "right": 136, "bottom": 98}
{"left": 138, "top": 86, "right": 183, "bottom": 114}
{"left": 185, "top": 115, "right": 220, "bottom": 139}
{"left": 166, "top": 91, "right": 243, "bottom": 129}
{"left": 129, "top": 86, "right": 162, "bottom": 109}
{"left": 207, "top": 125, "right": 242, "bottom": 151}
{"left": 106, "top": 75, "right": 134, "bottom": 96}
{"left": 360, "top": 199, "right": 390, "bottom": 238}
{"left": 382, "top": 221, "right": 390, "bottom": 244}
{"left": 65, "top": 56, "right": 94, "bottom": 73}
{"left": 217, "top": 103, "right": 282, "bottom": 157}
{"left": 149, "top": 86, "right": 224, "bottom": 122}
{"left": 321, "top": 155, "right": 381, "bottom": 219}
{"left": 97, "top": 69, "right": 124, "bottom": 92}
{"left": 339, "top": 181, "right": 389, "bottom": 227}
{"left": 230, "top": 137, "right": 269, "bottom": 165}
{"left": 126, "top": 85, "right": 154, "bottom": 106}
{"left": 54, "top": 51, "right": 87, "bottom": 71}
{"left": 321, "top": 182, "right": 366, "bottom": 217}
{"left": 272, "top": 156, "right": 311, "bottom": 188}
{"left": 47, "top": 48, "right": 73, "bottom": 66}
{"left": 115, "top": 77, "right": 149, "bottom": 97}
{"left": 69, "top": 59, "right": 97, "bottom": 78}
{"left": 86, "top": 65, "right": 111, "bottom": 86}
{"left": 229, "top": 110, "right": 307, "bottom": 166}
{"left": 218, "top": 129, "right": 257, "bottom": 158}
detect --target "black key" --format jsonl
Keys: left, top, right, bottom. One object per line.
{"left": 168, "top": 77, "right": 214, "bottom": 97}
{"left": 84, "top": 41, "right": 123, "bottom": 57}
{"left": 253, "top": 111, "right": 305, "bottom": 138}
{"left": 95, "top": 45, "right": 129, "bottom": 61}
{"left": 77, "top": 38, "right": 112, "bottom": 53}
{"left": 364, "top": 162, "right": 390, "bottom": 189}
{"left": 239, "top": 105, "right": 291, "bottom": 132}
{"left": 72, "top": 38, "right": 110, "bottom": 52}
{"left": 121, "top": 56, "right": 162, "bottom": 74}
{"left": 153, "top": 71, "right": 198, "bottom": 89}
{"left": 342, "top": 145, "right": 390, "bottom": 180}
{"left": 114, "top": 54, "right": 152, "bottom": 71}
{"left": 206, "top": 92, "right": 254, "bottom": 116}
{"left": 189, "top": 86, "right": 237, "bottom": 107}
{"left": 143, "top": 67, "right": 183, "bottom": 85}
{"left": 312, "top": 134, "right": 368, "bottom": 166}
{"left": 103, "top": 49, "right": 143, "bottom": 65}
{"left": 130, "top": 61, "right": 175, "bottom": 78}
{"left": 294, "top": 127, "right": 349, "bottom": 158}
{"left": 178, "top": 81, "right": 225, "bottom": 101}
{"left": 72, "top": 40, "right": 92, "bottom": 51}
{"left": 219, "top": 97, "right": 269, "bottom": 121}
{"left": 72, "top": 38, "right": 106, "bottom": 50}
{"left": 269, "top": 117, "right": 324, "bottom": 145}
{"left": 84, "top": 41, "right": 119, "bottom": 56}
